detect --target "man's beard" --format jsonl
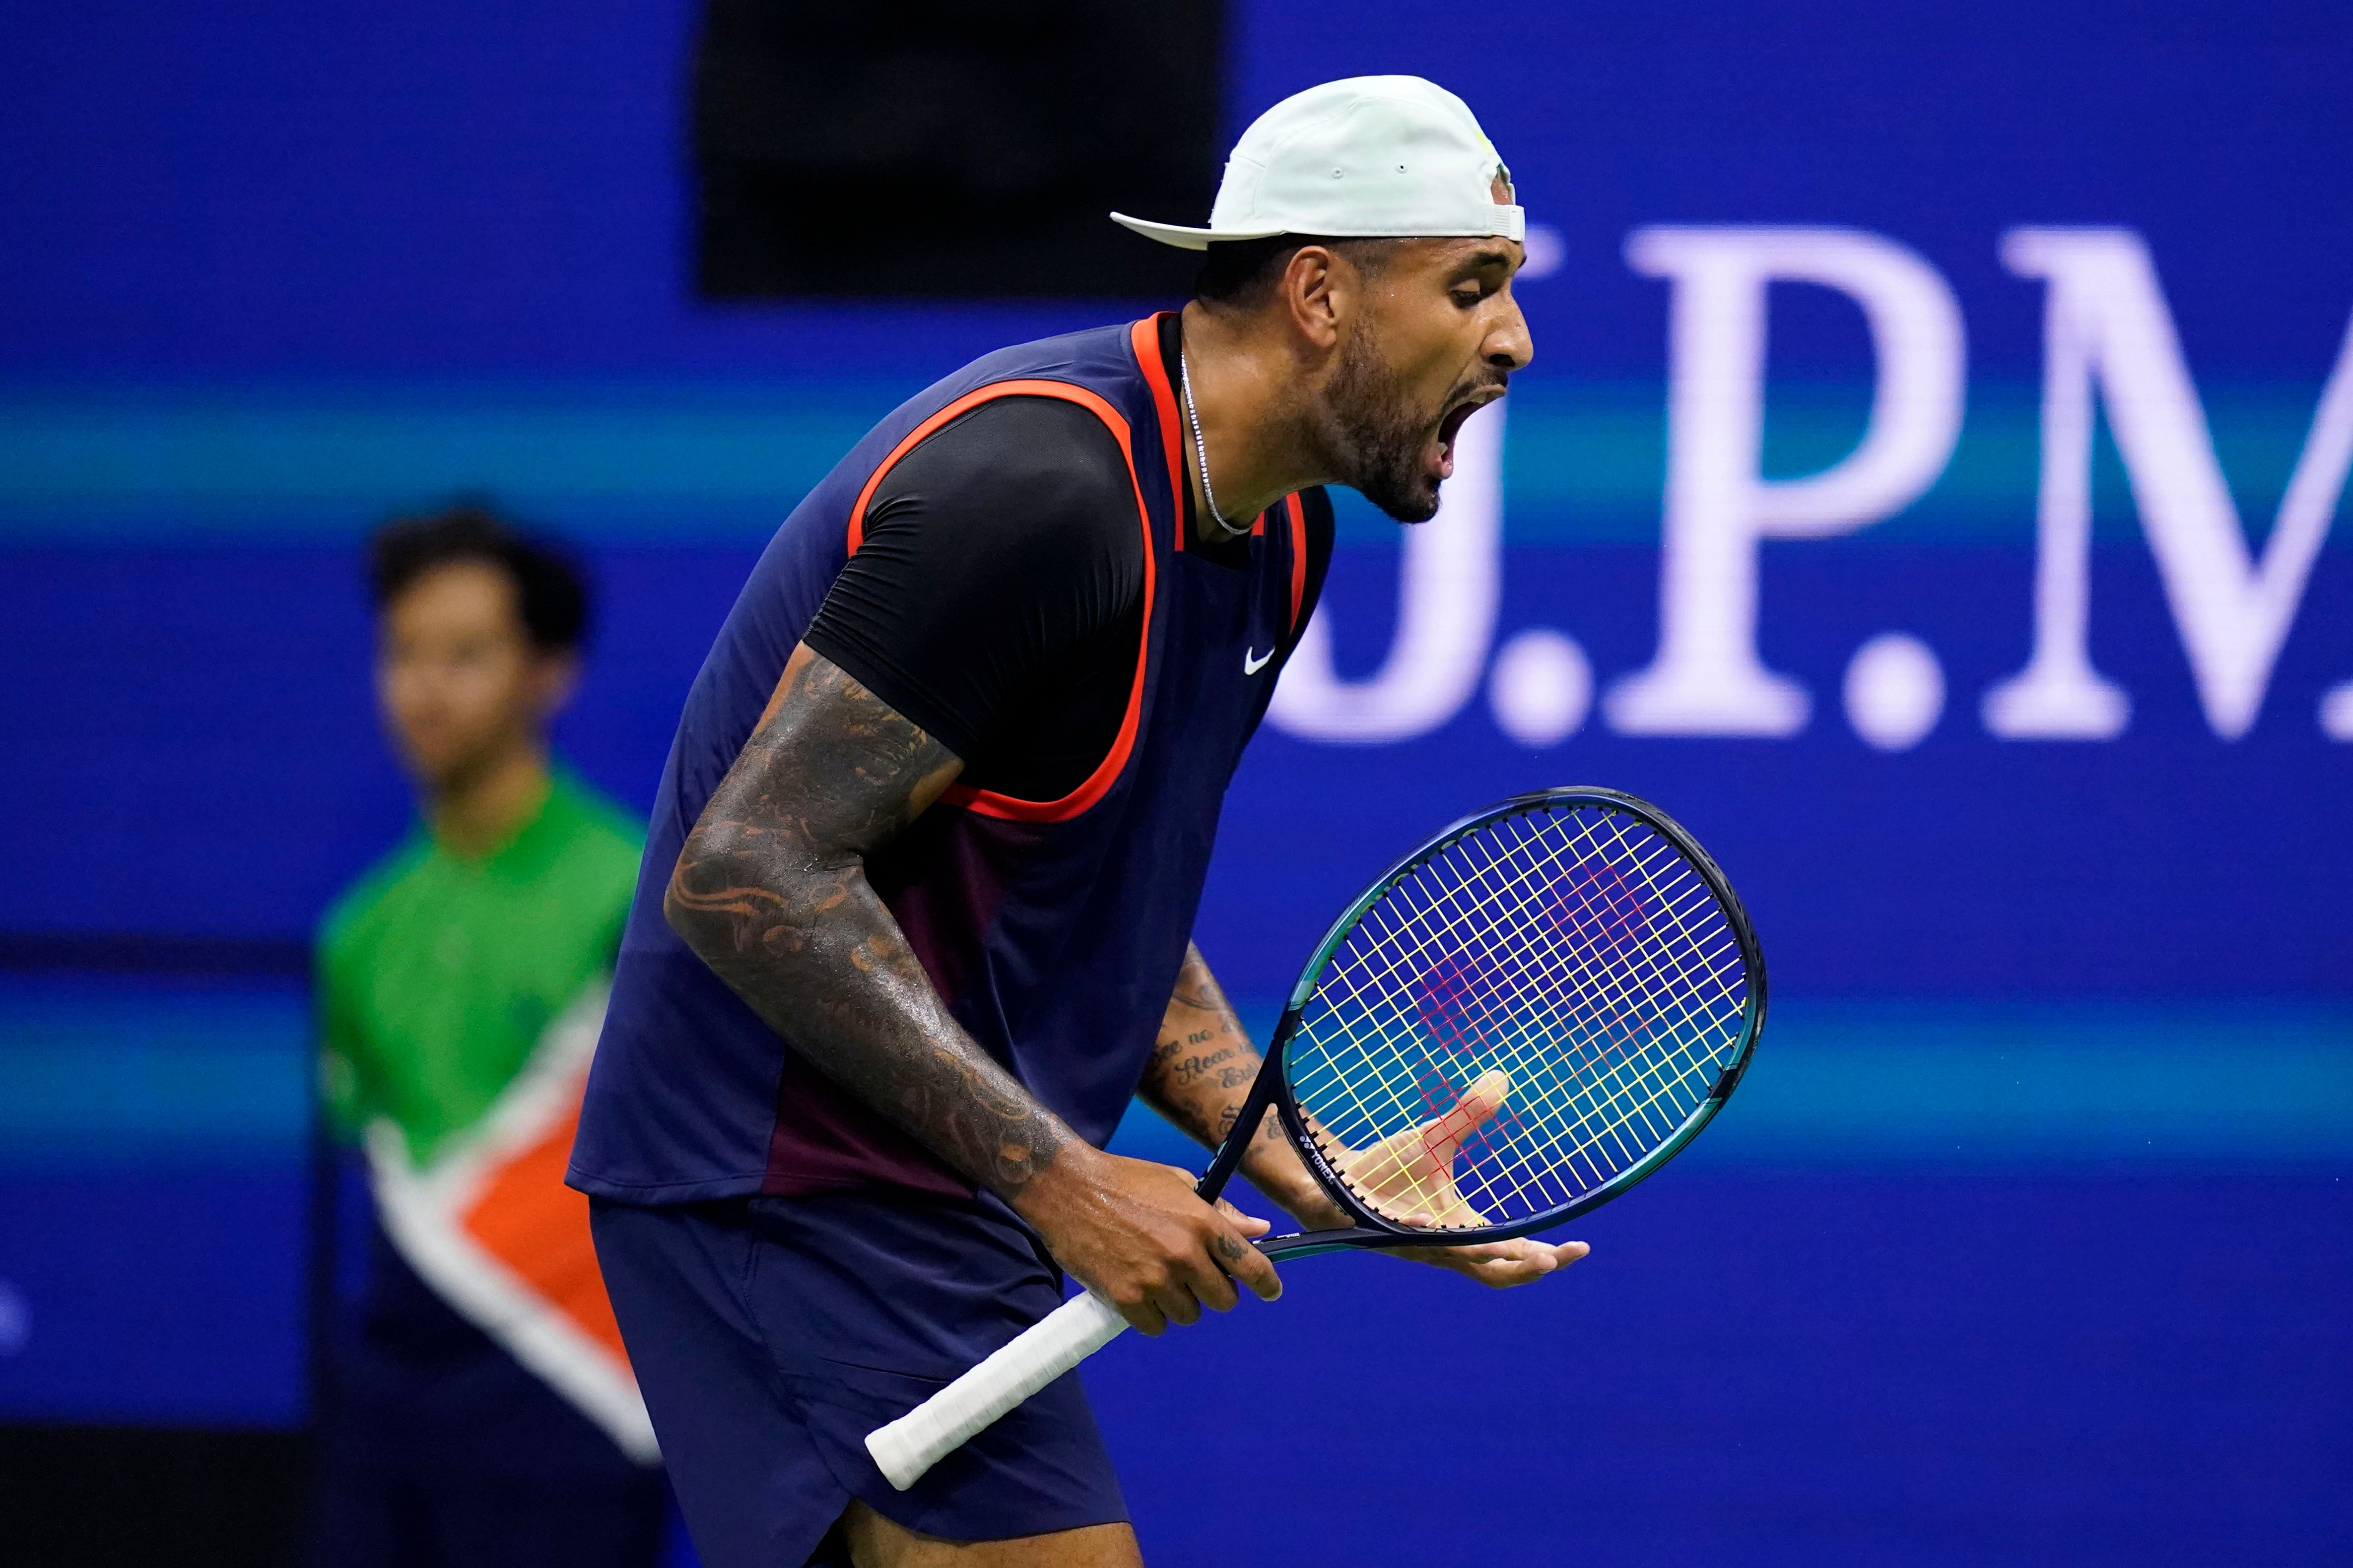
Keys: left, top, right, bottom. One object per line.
{"left": 1319, "top": 330, "right": 1499, "bottom": 523}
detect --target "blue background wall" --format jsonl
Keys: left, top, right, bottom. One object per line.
{"left": 1, "top": 2, "right": 2347, "bottom": 1563}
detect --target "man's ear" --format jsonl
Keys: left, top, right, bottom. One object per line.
{"left": 1278, "top": 245, "right": 1349, "bottom": 353}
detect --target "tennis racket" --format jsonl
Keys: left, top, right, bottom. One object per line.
{"left": 865, "top": 786, "right": 1765, "bottom": 1490}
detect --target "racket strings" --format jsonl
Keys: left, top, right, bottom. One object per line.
{"left": 1336, "top": 814, "right": 1729, "bottom": 1212}
{"left": 1297, "top": 838, "right": 1731, "bottom": 1223}
{"left": 1495, "top": 816, "right": 1744, "bottom": 1130}
{"left": 1437, "top": 817, "right": 1744, "bottom": 1206}
{"left": 1418, "top": 816, "right": 1742, "bottom": 1204}
{"left": 1469, "top": 817, "right": 1743, "bottom": 1199}
{"left": 1309, "top": 817, "right": 1724, "bottom": 1167}
{"left": 1285, "top": 803, "right": 1749, "bottom": 1231}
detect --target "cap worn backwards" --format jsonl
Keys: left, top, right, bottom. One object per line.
{"left": 1112, "top": 75, "right": 1523, "bottom": 252}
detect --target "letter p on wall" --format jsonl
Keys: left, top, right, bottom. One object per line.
{"left": 1605, "top": 228, "right": 1967, "bottom": 737}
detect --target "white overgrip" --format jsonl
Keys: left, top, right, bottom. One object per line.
{"left": 864, "top": 1289, "right": 1131, "bottom": 1491}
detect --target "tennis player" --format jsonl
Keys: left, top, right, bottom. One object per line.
{"left": 570, "top": 77, "right": 1583, "bottom": 1567}
{"left": 311, "top": 508, "right": 665, "bottom": 1568}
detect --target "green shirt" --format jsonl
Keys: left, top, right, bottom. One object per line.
{"left": 318, "top": 770, "right": 645, "bottom": 1166}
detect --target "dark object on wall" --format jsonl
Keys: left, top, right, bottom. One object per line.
{"left": 0, "top": 930, "right": 311, "bottom": 977}
{"left": 0, "top": 1426, "right": 309, "bottom": 1568}
{"left": 694, "top": 1, "right": 1223, "bottom": 298}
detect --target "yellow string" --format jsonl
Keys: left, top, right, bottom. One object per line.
{"left": 1285, "top": 803, "right": 1749, "bottom": 1229}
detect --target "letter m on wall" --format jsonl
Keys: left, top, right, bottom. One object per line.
{"left": 1986, "top": 229, "right": 2353, "bottom": 741}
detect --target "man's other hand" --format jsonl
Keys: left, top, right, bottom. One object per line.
{"left": 1315, "top": 1067, "right": 1592, "bottom": 1290}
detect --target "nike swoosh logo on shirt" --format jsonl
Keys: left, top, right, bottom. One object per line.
{"left": 1243, "top": 647, "right": 1275, "bottom": 675}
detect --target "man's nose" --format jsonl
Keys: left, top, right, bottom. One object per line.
{"left": 1485, "top": 295, "right": 1534, "bottom": 373}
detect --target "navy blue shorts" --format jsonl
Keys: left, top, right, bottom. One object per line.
{"left": 589, "top": 1191, "right": 1127, "bottom": 1568}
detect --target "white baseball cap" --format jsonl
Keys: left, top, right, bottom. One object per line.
{"left": 1112, "top": 75, "right": 1523, "bottom": 252}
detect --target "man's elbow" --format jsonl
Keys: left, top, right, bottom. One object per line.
{"left": 662, "top": 832, "right": 834, "bottom": 965}
{"left": 662, "top": 841, "right": 724, "bottom": 958}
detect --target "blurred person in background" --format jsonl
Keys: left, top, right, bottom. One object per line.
{"left": 308, "top": 506, "right": 666, "bottom": 1568}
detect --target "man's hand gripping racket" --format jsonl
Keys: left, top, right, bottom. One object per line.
{"left": 866, "top": 787, "right": 1766, "bottom": 1490}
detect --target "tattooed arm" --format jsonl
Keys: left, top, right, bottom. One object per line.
{"left": 665, "top": 644, "right": 1278, "bottom": 1332}
{"left": 1141, "top": 942, "right": 1589, "bottom": 1288}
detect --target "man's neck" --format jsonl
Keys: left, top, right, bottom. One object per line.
{"left": 1176, "top": 302, "right": 1333, "bottom": 539}
{"left": 428, "top": 743, "right": 552, "bottom": 861}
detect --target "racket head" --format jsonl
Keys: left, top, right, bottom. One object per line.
{"left": 1266, "top": 787, "right": 1765, "bottom": 1246}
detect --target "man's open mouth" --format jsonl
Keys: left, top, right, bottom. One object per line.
{"left": 1431, "top": 390, "right": 1504, "bottom": 476}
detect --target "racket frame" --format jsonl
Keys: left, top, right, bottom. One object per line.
{"left": 1198, "top": 785, "right": 1766, "bottom": 1258}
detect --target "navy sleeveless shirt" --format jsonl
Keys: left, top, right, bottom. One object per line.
{"left": 569, "top": 315, "right": 1333, "bottom": 1204}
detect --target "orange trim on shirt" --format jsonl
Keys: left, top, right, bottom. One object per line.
{"left": 1283, "top": 492, "right": 1309, "bottom": 635}
{"left": 847, "top": 379, "right": 1120, "bottom": 556}
{"left": 1130, "top": 315, "right": 1189, "bottom": 553}
{"left": 841, "top": 378, "right": 1159, "bottom": 826}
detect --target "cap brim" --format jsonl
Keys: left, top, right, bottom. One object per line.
{"left": 1109, "top": 212, "right": 1288, "bottom": 251}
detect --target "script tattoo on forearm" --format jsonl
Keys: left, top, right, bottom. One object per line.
{"left": 663, "top": 646, "right": 1073, "bottom": 1195}
{"left": 1139, "top": 944, "right": 1288, "bottom": 1162}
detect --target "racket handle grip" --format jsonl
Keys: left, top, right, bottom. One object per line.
{"left": 864, "top": 1289, "right": 1130, "bottom": 1491}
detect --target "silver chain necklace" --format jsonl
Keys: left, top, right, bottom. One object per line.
{"left": 1179, "top": 347, "right": 1250, "bottom": 539}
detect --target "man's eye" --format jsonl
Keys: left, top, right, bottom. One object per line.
{"left": 1452, "top": 287, "right": 1483, "bottom": 307}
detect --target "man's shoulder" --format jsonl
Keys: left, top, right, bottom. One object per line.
{"left": 948, "top": 318, "right": 1145, "bottom": 394}
{"left": 768, "top": 318, "right": 1154, "bottom": 551}
{"left": 907, "top": 392, "right": 1134, "bottom": 489}
{"left": 889, "top": 319, "right": 1152, "bottom": 448}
